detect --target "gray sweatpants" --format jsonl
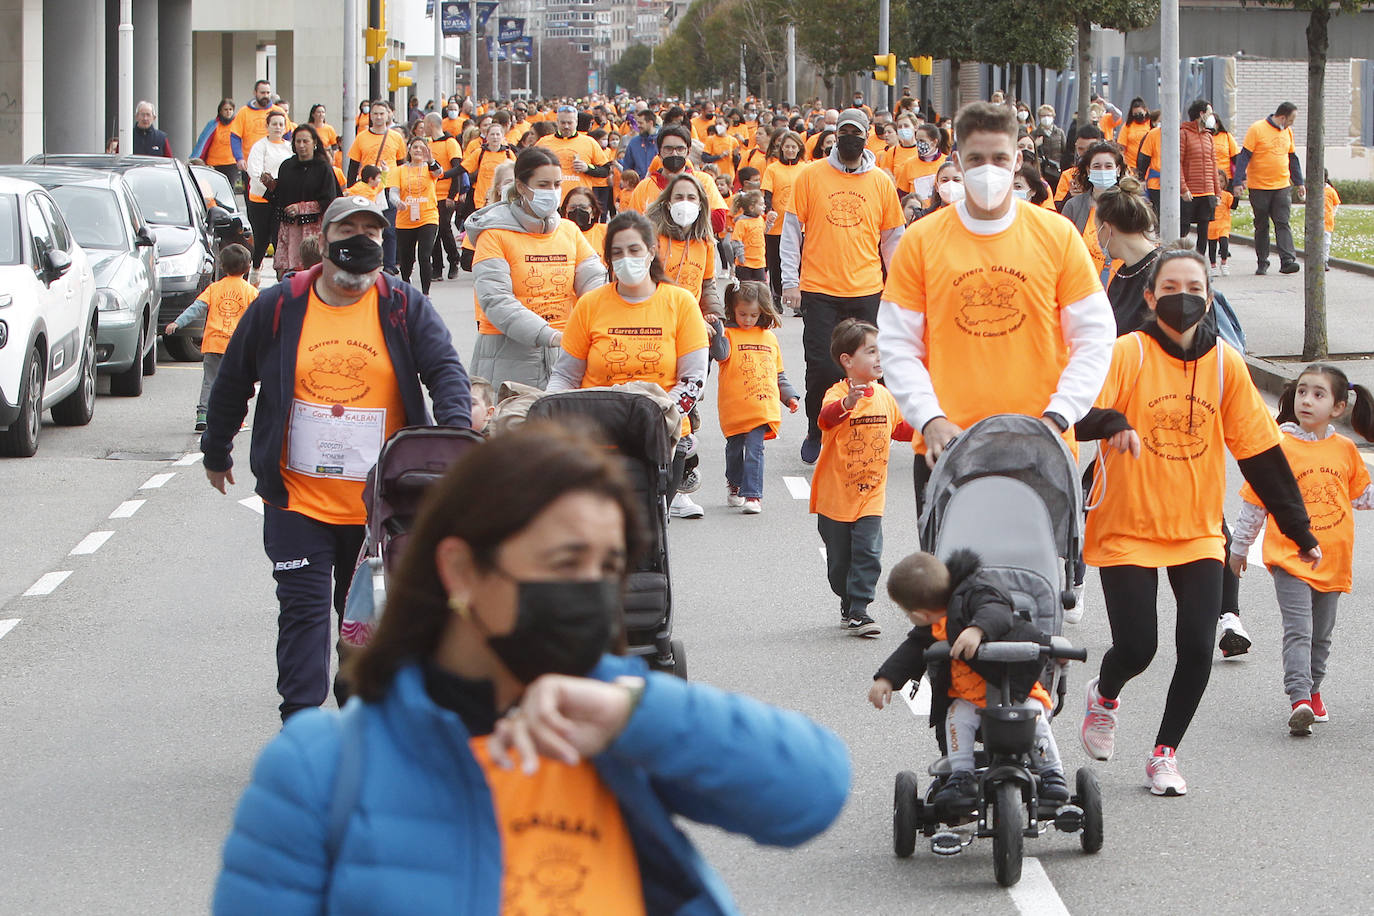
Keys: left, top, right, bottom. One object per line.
{"left": 946, "top": 696, "right": 1062, "bottom": 773}
{"left": 1273, "top": 567, "right": 1341, "bottom": 703}
{"left": 198, "top": 352, "right": 223, "bottom": 414}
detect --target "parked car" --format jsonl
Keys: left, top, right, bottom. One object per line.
{"left": 0, "top": 177, "right": 99, "bottom": 457}
{"left": 0, "top": 166, "right": 160, "bottom": 396}
{"left": 26, "top": 154, "right": 236, "bottom": 362}
{"left": 190, "top": 164, "right": 252, "bottom": 253}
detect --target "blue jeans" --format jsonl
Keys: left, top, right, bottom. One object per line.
{"left": 725, "top": 425, "right": 767, "bottom": 498}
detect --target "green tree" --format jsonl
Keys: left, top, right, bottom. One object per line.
{"left": 791, "top": 0, "right": 913, "bottom": 91}
{"left": 609, "top": 43, "right": 654, "bottom": 95}
{"left": 1058, "top": 0, "right": 1157, "bottom": 125}
{"left": 904, "top": 0, "right": 976, "bottom": 108}
{"left": 971, "top": 0, "right": 1076, "bottom": 75}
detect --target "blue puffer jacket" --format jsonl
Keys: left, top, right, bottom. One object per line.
{"left": 213, "top": 656, "right": 851, "bottom": 915}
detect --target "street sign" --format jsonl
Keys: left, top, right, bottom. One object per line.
{"left": 497, "top": 17, "right": 525, "bottom": 44}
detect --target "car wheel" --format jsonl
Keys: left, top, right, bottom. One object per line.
{"left": 165, "top": 334, "right": 204, "bottom": 362}
{"left": 52, "top": 324, "right": 96, "bottom": 426}
{"left": 142, "top": 310, "right": 158, "bottom": 376}
{"left": 110, "top": 322, "right": 145, "bottom": 397}
{"left": 0, "top": 346, "right": 44, "bottom": 457}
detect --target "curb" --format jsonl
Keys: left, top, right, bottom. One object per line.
{"left": 1243, "top": 352, "right": 1297, "bottom": 399}
{"left": 1229, "top": 233, "right": 1374, "bottom": 279}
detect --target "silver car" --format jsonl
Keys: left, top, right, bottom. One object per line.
{"left": 0, "top": 166, "right": 160, "bottom": 396}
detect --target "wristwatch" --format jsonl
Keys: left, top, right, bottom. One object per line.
{"left": 1043, "top": 411, "right": 1069, "bottom": 433}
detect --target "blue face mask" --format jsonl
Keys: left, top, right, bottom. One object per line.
{"left": 1088, "top": 169, "right": 1118, "bottom": 190}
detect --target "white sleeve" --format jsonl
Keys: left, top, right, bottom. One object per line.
{"left": 877, "top": 299, "right": 944, "bottom": 432}
{"left": 779, "top": 212, "right": 804, "bottom": 290}
{"left": 1229, "top": 500, "right": 1268, "bottom": 556}
{"left": 1044, "top": 290, "right": 1115, "bottom": 424}
{"left": 880, "top": 225, "right": 904, "bottom": 272}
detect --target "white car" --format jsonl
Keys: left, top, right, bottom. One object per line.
{"left": 0, "top": 177, "right": 99, "bottom": 457}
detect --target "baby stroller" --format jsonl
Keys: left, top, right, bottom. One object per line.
{"left": 527, "top": 389, "right": 686, "bottom": 678}
{"left": 891, "top": 414, "right": 1103, "bottom": 887}
{"left": 340, "top": 426, "right": 485, "bottom": 649}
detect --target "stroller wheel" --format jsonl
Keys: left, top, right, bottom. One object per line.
{"left": 1076, "top": 767, "right": 1104, "bottom": 853}
{"left": 991, "top": 781, "right": 1024, "bottom": 887}
{"left": 669, "top": 638, "right": 688, "bottom": 681}
{"left": 893, "top": 771, "right": 920, "bottom": 858}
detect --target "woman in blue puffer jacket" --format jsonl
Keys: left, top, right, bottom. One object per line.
{"left": 213, "top": 421, "right": 851, "bottom": 915}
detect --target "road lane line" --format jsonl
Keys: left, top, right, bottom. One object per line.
{"left": 109, "top": 500, "right": 146, "bottom": 518}
{"left": 140, "top": 472, "right": 176, "bottom": 489}
{"left": 1008, "top": 857, "right": 1072, "bottom": 916}
{"left": 1363, "top": 452, "right": 1374, "bottom": 467}
{"left": 24, "top": 571, "right": 72, "bottom": 597}
{"left": 0, "top": 619, "right": 19, "bottom": 641}
{"left": 173, "top": 452, "right": 203, "bottom": 466}
{"left": 239, "top": 495, "right": 264, "bottom": 515}
{"left": 900, "top": 676, "right": 931, "bottom": 716}
{"left": 783, "top": 476, "right": 811, "bottom": 500}
{"left": 1247, "top": 536, "right": 1264, "bottom": 565}
{"left": 70, "top": 531, "right": 114, "bottom": 555}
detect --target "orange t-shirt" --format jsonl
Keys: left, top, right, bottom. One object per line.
{"left": 394, "top": 163, "right": 439, "bottom": 229}
{"left": 1055, "top": 166, "right": 1079, "bottom": 203}
{"left": 1324, "top": 184, "right": 1341, "bottom": 232}
{"left": 281, "top": 287, "right": 406, "bottom": 526}
{"left": 345, "top": 180, "right": 381, "bottom": 202}
{"left": 470, "top": 736, "right": 645, "bottom": 916}
{"left": 1241, "top": 431, "right": 1369, "bottom": 593}
{"left": 789, "top": 161, "right": 904, "bottom": 296}
{"left": 881, "top": 201, "right": 1102, "bottom": 447}
{"left": 231, "top": 106, "right": 288, "bottom": 161}
{"left": 348, "top": 129, "right": 408, "bottom": 187}
{"left": 561, "top": 282, "right": 709, "bottom": 392}
{"left": 428, "top": 136, "right": 463, "bottom": 198}
{"left": 932, "top": 617, "right": 1053, "bottom": 709}
{"left": 202, "top": 122, "right": 236, "bottom": 167}
{"left": 461, "top": 146, "right": 517, "bottom": 209}
{"left": 1085, "top": 332, "right": 1282, "bottom": 568}
{"left": 761, "top": 161, "right": 805, "bottom": 238}
{"left": 894, "top": 154, "right": 946, "bottom": 203}
{"left": 582, "top": 222, "right": 607, "bottom": 256}
{"left": 506, "top": 120, "right": 532, "bottom": 145}
{"left": 473, "top": 220, "right": 597, "bottom": 335}
{"left": 442, "top": 116, "right": 465, "bottom": 138}
{"left": 625, "top": 168, "right": 728, "bottom": 218}
{"left": 809, "top": 380, "right": 906, "bottom": 522}
{"left": 1209, "top": 190, "right": 1234, "bottom": 240}
{"left": 702, "top": 133, "right": 740, "bottom": 180}
{"left": 732, "top": 214, "right": 766, "bottom": 268}
{"left": 657, "top": 235, "right": 715, "bottom": 303}
{"left": 195, "top": 275, "right": 258, "bottom": 354}
{"left": 880, "top": 144, "right": 921, "bottom": 180}
{"left": 1117, "top": 120, "right": 1151, "bottom": 166}
{"left": 1100, "top": 112, "right": 1122, "bottom": 140}
{"left": 1213, "top": 130, "right": 1240, "bottom": 177}
{"left": 1242, "top": 119, "right": 1296, "bottom": 190}
{"left": 537, "top": 133, "right": 611, "bottom": 191}
{"left": 739, "top": 147, "right": 770, "bottom": 177}
{"left": 717, "top": 325, "right": 785, "bottom": 438}
{"left": 1083, "top": 208, "right": 1107, "bottom": 277}
{"left": 1137, "top": 128, "right": 1162, "bottom": 191}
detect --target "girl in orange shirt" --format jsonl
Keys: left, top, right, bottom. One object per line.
{"left": 561, "top": 186, "right": 606, "bottom": 254}
{"left": 712, "top": 282, "right": 799, "bottom": 513}
{"left": 648, "top": 173, "right": 722, "bottom": 319}
{"left": 395, "top": 136, "right": 442, "bottom": 294}
{"left": 1208, "top": 169, "right": 1237, "bottom": 276}
{"left": 1077, "top": 247, "right": 1317, "bottom": 796}
{"left": 1230, "top": 365, "right": 1374, "bottom": 735}
{"left": 730, "top": 190, "right": 767, "bottom": 282}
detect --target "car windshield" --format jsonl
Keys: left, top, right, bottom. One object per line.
{"left": 50, "top": 186, "right": 125, "bottom": 250}
{"left": 122, "top": 167, "right": 189, "bottom": 225}
{"left": 0, "top": 196, "right": 18, "bottom": 264}
{"left": 194, "top": 168, "right": 236, "bottom": 212}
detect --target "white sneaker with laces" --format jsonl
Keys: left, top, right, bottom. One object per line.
{"left": 726, "top": 486, "right": 745, "bottom": 508}
{"left": 669, "top": 492, "right": 704, "bottom": 519}
{"left": 1080, "top": 676, "right": 1119, "bottom": 761}
{"left": 1221, "top": 261, "right": 1230, "bottom": 276}
{"left": 1146, "top": 747, "right": 1187, "bottom": 796}
{"left": 1063, "top": 584, "right": 1086, "bottom": 625}
{"left": 741, "top": 498, "right": 761, "bottom": 514}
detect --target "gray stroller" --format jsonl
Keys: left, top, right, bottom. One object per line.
{"left": 892, "top": 414, "right": 1103, "bottom": 886}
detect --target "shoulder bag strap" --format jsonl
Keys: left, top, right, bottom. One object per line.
{"left": 325, "top": 704, "right": 366, "bottom": 863}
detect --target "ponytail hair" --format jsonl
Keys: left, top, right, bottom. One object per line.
{"left": 1276, "top": 364, "right": 1374, "bottom": 442}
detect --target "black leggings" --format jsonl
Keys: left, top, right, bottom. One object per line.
{"left": 1207, "top": 236, "right": 1232, "bottom": 264}
{"left": 397, "top": 224, "right": 438, "bottom": 294}
{"left": 1097, "top": 559, "right": 1223, "bottom": 750}
{"left": 765, "top": 233, "right": 783, "bottom": 303}
{"left": 246, "top": 200, "right": 275, "bottom": 269}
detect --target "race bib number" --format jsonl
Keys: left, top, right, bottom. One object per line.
{"left": 286, "top": 399, "right": 386, "bottom": 481}
{"left": 409, "top": 199, "right": 421, "bottom": 221}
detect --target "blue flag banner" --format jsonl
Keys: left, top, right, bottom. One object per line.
{"left": 497, "top": 18, "right": 525, "bottom": 43}
{"left": 432, "top": 0, "right": 497, "bottom": 35}
{"left": 487, "top": 36, "right": 507, "bottom": 61}
{"left": 509, "top": 36, "right": 534, "bottom": 62}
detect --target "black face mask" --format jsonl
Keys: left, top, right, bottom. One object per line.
{"left": 483, "top": 579, "right": 619, "bottom": 684}
{"left": 1132, "top": 111, "right": 1147, "bottom": 122}
{"left": 661, "top": 154, "right": 687, "bottom": 173}
{"left": 835, "top": 134, "right": 867, "bottom": 161}
{"left": 568, "top": 209, "right": 594, "bottom": 231}
{"left": 327, "top": 234, "right": 384, "bottom": 274}
{"left": 1154, "top": 292, "right": 1208, "bottom": 334}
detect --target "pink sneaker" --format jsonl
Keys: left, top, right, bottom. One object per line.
{"left": 1080, "top": 676, "right": 1119, "bottom": 761}
{"left": 1146, "top": 745, "right": 1187, "bottom": 796}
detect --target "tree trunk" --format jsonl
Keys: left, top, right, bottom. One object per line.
{"left": 949, "top": 59, "right": 961, "bottom": 115}
{"left": 1303, "top": 4, "right": 1330, "bottom": 360}
{"left": 1076, "top": 16, "right": 1093, "bottom": 125}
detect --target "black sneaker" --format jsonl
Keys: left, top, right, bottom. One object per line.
{"left": 448, "top": 264, "right": 460, "bottom": 279}
{"left": 844, "top": 613, "right": 881, "bottom": 637}
{"left": 800, "top": 437, "right": 821, "bottom": 465}
{"left": 1039, "top": 768, "right": 1070, "bottom": 804}
{"left": 1280, "top": 260, "right": 1300, "bottom": 274}
{"left": 1255, "top": 263, "right": 1269, "bottom": 275}
{"left": 933, "top": 770, "right": 979, "bottom": 815}
{"left": 195, "top": 410, "right": 207, "bottom": 432}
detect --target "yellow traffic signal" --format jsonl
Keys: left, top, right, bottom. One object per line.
{"left": 909, "top": 56, "right": 933, "bottom": 76}
{"left": 365, "top": 27, "right": 388, "bottom": 64}
{"left": 388, "top": 59, "right": 414, "bottom": 92}
{"left": 872, "top": 53, "right": 897, "bottom": 87}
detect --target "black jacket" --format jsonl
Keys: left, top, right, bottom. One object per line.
{"left": 132, "top": 125, "right": 171, "bottom": 158}
{"left": 273, "top": 155, "right": 341, "bottom": 213}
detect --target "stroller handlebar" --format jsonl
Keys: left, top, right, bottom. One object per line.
{"left": 922, "top": 637, "right": 1087, "bottom": 665}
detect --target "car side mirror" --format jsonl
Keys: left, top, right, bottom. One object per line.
{"left": 135, "top": 226, "right": 156, "bottom": 247}
{"left": 207, "top": 205, "right": 234, "bottom": 232}
{"left": 44, "top": 248, "right": 72, "bottom": 280}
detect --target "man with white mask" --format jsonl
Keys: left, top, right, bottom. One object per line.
{"left": 877, "top": 102, "right": 1115, "bottom": 509}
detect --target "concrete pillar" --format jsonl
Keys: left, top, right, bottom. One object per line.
{"left": 132, "top": 0, "right": 158, "bottom": 111}
{"left": 230, "top": 31, "right": 258, "bottom": 102}
{"left": 157, "top": 0, "right": 191, "bottom": 156}
{"left": 274, "top": 30, "right": 294, "bottom": 113}
{"left": 0, "top": 0, "right": 44, "bottom": 163}
{"left": 192, "top": 31, "right": 223, "bottom": 138}
{"left": 43, "top": 0, "right": 105, "bottom": 153}
{"left": 105, "top": 0, "right": 119, "bottom": 140}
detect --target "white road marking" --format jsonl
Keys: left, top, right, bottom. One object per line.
{"left": 239, "top": 495, "right": 264, "bottom": 515}
{"left": 173, "top": 452, "right": 203, "bottom": 466}
{"left": 1007, "top": 857, "right": 1072, "bottom": 916}
{"left": 23, "top": 571, "right": 72, "bottom": 597}
{"left": 1247, "top": 536, "right": 1265, "bottom": 565}
{"left": 783, "top": 476, "right": 811, "bottom": 500}
{"left": 70, "top": 531, "right": 114, "bottom": 555}
{"left": 140, "top": 472, "right": 176, "bottom": 489}
{"left": 0, "top": 619, "right": 19, "bottom": 641}
{"left": 900, "top": 676, "right": 931, "bottom": 716}
{"left": 818, "top": 546, "right": 827, "bottom": 562}
{"left": 108, "top": 500, "right": 146, "bottom": 518}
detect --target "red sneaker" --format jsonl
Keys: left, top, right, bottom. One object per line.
{"left": 1311, "top": 692, "right": 1329, "bottom": 723}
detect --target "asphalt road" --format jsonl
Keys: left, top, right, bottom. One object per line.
{"left": 3, "top": 268, "right": 1373, "bottom": 915}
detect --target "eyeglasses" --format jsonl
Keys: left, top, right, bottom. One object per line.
{"left": 660, "top": 145, "right": 689, "bottom": 154}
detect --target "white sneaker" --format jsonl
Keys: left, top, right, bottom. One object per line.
{"left": 1210, "top": 264, "right": 1220, "bottom": 278}
{"left": 1080, "top": 676, "right": 1119, "bottom": 761}
{"left": 1218, "top": 612, "right": 1251, "bottom": 659}
{"left": 741, "top": 498, "right": 762, "bottom": 514}
{"left": 726, "top": 486, "right": 745, "bottom": 508}
{"left": 669, "top": 492, "right": 704, "bottom": 519}
{"left": 1063, "top": 583, "right": 1086, "bottom": 625}
{"left": 248, "top": 267, "right": 260, "bottom": 287}
{"left": 1146, "top": 746, "right": 1187, "bottom": 796}
{"left": 1221, "top": 261, "right": 1230, "bottom": 276}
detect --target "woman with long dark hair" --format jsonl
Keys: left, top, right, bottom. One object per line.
{"left": 271, "top": 123, "right": 340, "bottom": 275}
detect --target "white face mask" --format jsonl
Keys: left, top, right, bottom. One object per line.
{"left": 527, "top": 187, "right": 561, "bottom": 218}
{"left": 937, "top": 179, "right": 965, "bottom": 204}
{"left": 1040, "top": 116, "right": 1054, "bottom": 129}
{"left": 961, "top": 163, "right": 1015, "bottom": 210}
{"left": 1016, "top": 110, "right": 1028, "bottom": 122}
{"left": 447, "top": 109, "right": 458, "bottom": 119}
{"left": 714, "top": 123, "right": 725, "bottom": 135}
{"left": 669, "top": 200, "right": 700, "bottom": 227}
{"left": 897, "top": 127, "right": 915, "bottom": 144}
{"left": 613, "top": 255, "right": 650, "bottom": 285}
{"left": 1013, "top": 188, "right": 1030, "bottom": 200}
{"left": 1203, "top": 114, "right": 1217, "bottom": 130}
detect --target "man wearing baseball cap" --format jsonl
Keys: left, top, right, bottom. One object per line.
{"left": 201, "top": 193, "right": 472, "bottom": 721}
{"left": 780, "top": 107, "right": 905, "bottom": 463}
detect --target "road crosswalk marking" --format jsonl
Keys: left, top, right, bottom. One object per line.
{"left": 70, "top": 531, "right": 114, "bottom": 555}
{"left": 783, "top": 476, "right": 811, "bottom": 500}
{"left": 0, "top": 619, "right": 19, "bottom": 642}
{"left": 239, "top": 496, "right": 264, "bottom": 515}
{"left": 140, "top": 473, "right": 176, "bottom": 489}
{"left": 1008, "top": 856, "right": 1072, "bottom": 916}
{"left": 173, "top": 452, "right": 203, "bottom": 466}
{"left": 23, "top": 571, "right": 72, "bottom": 597}
{"left": 109, "top": 500, "right": 145, "bottom": 518}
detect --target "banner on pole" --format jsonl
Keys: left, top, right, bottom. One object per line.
{"left": 487, "top": 36, "right": 507, "bottom": 61}
{"left": 432, "top": 1, "right": 497, "bottom": 35}
{"left": 509, "top": 37, "right": 534, "bottom": 62}
{"left": 497, "top": 18, "right": 525, "bottom": 44}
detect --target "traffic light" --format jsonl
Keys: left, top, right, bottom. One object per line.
{"left": 365, "top": 27, "right": 388, "bottom": 64}
{"left": 388, "top": 58, "right": 414, "bottom": 92}
{"left": 872, "top": 53, "right": 897, "bottom": 87}
{"left": 909, "top": 56, "right": 933, "bottom": 76}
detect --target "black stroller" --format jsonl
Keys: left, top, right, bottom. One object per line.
{"left": 527, "top": 389, "right": 686, "bottom": 678}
